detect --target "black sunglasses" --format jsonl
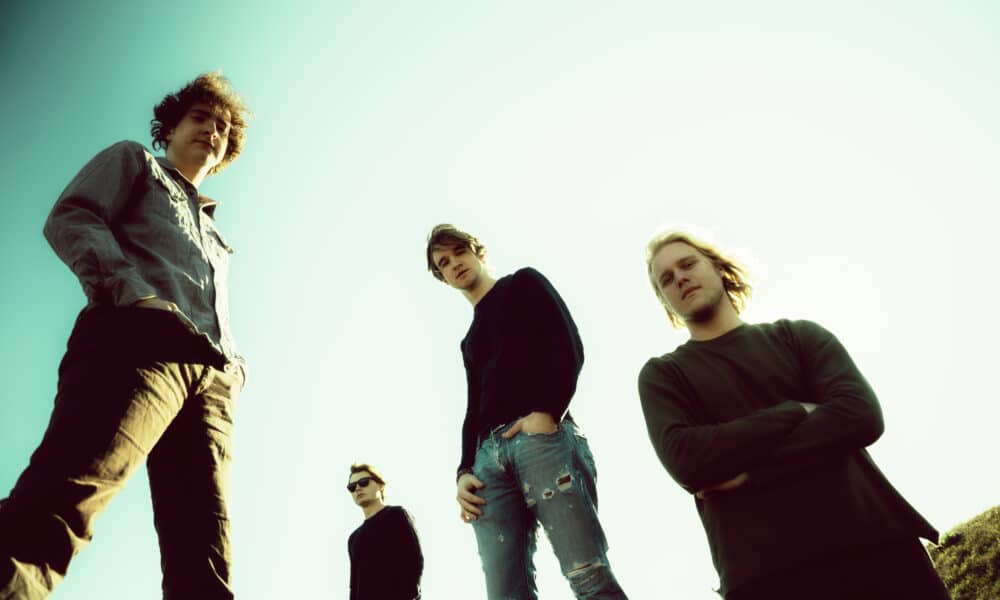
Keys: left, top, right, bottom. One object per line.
{"left": 347, "top": 477, "right": 376, "bottom": 493}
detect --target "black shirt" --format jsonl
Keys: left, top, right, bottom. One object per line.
{"left": 347, "top": 506, "right": 423, "bottom": 600}
{"left": 458, "top": 267, "right": 584, "bottom": 472}
{"left": 638, "top": 320, "right": 938, "bottom": 595}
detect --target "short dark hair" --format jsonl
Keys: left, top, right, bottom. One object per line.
{"left": 150, "top": 71, "right": 250, "bottom": 175}
{"left": 425, "top": 224, "right": 487, "bottom": 282}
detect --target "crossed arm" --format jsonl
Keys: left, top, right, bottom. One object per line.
{"left": 638, "top": 322, "right": 883, "bottom": 498}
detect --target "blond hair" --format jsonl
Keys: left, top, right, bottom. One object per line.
{"left": 645, "top": 229, "right": 752, "bottom": 328}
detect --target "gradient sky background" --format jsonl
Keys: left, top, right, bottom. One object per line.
{"left": 1, "top": 1, "right": 998, "bottom": 598}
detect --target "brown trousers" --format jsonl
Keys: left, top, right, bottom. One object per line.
{"left": 0, "top": 310, "right": 241, "bottom": 600}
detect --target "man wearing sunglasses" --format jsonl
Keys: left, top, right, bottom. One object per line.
{"left": 346, "top": 464, "right": 423, "bottom": 600}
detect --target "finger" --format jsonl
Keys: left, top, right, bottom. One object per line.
{"left": 459, "top": 492, "right": 487, "bottom": 506}
{"left": 501, "top": 421, "right": 522, "bottom": 439}
{"left": 695, "top": 490, "right": 707, "bottom": 500}
{"left": 459, "top": 499, "right": 484, "bottom": 515}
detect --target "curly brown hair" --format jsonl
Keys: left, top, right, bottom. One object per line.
{"left": 425, "top": 224, "right": 487, "bottom": 282}
{"left": 646, "top": 229, "right": 753, "bottom": 328}
{"left": 150, "top": 71, "right": 250, "bottom": 175}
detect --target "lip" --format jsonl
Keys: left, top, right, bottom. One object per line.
{"left": 194, "top": 140, "right": 215, "bottom": 151}
{"left": 681, "top": 286, "right": 701, "bottom": 300}
{"left": 456, "top": 268, "right": 469, "bottom": 280}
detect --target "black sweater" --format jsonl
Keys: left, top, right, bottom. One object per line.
{"left": 347, "top": 506, "right": 423, "bottom": 600}
{"left": 458, "top": 267, "right": 584, "bottom": 472}
{"left": 638, "top": 320, "right": 938, "bottom": 595}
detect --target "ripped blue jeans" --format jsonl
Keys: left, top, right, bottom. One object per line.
{"left": 471, "top": 420, "right": 627, "bottom": 600}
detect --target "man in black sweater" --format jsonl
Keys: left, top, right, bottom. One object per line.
{"left": 426, "top": 225, "right": 627, "bottom": 600}
{"left": 347, "top": 463, "right": 422, "bottom": 600}
{"left": 637, "top": 229, "right": 949, "bottom": 600}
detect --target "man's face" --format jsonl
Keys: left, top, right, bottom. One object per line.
{"left": 431, "top": 244, "right": 486, "bottom": 291}
{"left": 347, "top": 471, "right": 383, "bottom": 507}
{"left": 166, "top": 102, "right": 231, "bottom": 175}
{"left": 650, "top": 241, "right": 727, "bottom": 324}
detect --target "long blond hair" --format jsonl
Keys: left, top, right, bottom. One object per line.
{"left": 645, "top": 229, "right": 752, "bottom": 328}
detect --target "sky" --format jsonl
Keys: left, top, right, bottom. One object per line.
{"left": 1, "top": 1, "right": 998, "bottom": 598}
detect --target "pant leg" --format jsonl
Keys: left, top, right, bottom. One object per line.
{"left": 0, "top": 355, "right": 192, "bottom": 600}
{"left": 511, "top": 423, "right": 627, "bottom": 600}
{"left": 470, "top": 439, "right": 539, "bottom": 600}
{"left": 148, "top": 365, "right": 241, "bottom": 600}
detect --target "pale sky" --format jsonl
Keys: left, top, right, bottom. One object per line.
{"left": 1, "top": 2, "right": 997, "bottom": 598}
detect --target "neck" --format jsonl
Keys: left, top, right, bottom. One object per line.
{"left": 165, "top": 151, "right": 211, "bottom": 188}
{"left": 685, "top": 304, "right": 744, "bottom": 341}
{"left": 175, "top": 164, "right": 209, "bottom": 188}
{"left": 362, "top": 499, "right": 386, "bottom": 520}
{"left": 463, "top": 273, "right": 497, "bottom": 306}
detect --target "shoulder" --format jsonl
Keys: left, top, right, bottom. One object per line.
{"left": 98, "top": 140, "right": 151, "bottom": 162}
{"left": 79, "top": 140, "right": 149, "bottom": 172}
{"left": 512, "top": 267, "right": 550, "bottom": 286}
{"left": 510, "top": 267, "right": 560, "bottom": 298}
{"left": 773, "top": 318, "right": 834, "bottom": 340}
{"left": 638, "top": 352, "right": 680, "bottom": 384}
{"left": 384, "top": 505, "right": 417, "bottom": 525}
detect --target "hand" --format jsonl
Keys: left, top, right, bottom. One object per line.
{"left": 457, "top": 472, "right": 486, "bottom": 523}
{"left": 800, "top": 402, "right": 818, "bottom": 414}
{"left": 696, "top": 472, "right": 749, "bottom": 500}
{"left": 132, "top": 297, "right": 177, "bottom": 312}
{"left": 501, "top": 411, "right": 557, "bottom": 439}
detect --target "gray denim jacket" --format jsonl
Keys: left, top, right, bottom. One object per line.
{"left": 44, "top": 140, "right": 244, "bottom": 369}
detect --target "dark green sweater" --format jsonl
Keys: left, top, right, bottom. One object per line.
{"left": 638, "top": 320, "right": 937, "bottom": 595}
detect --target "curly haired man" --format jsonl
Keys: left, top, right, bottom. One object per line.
{"left": 0, "top": 72, "right": 250, "bottom": 600}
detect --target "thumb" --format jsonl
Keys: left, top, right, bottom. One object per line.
{"left": 501, "top": 421, "right": 522, "bottom": 439}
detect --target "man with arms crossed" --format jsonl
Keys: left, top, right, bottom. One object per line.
{"left": 0, "top": 72, "right": 250, "bottom": 599}
{"left": 346, "top": 463, "right": 423, "bottom": 600}
{"left": 637, "top": 229, "right": 949, "bottom": 600}
{"left": 426, "top": 224, "right": 627, "bottom": 600}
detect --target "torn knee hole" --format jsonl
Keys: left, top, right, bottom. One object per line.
{"left": 567, "top": 560, "right": 603, "bottom": 578}
{"left": 556, "top": 472, "right": 572, "bottom": 492}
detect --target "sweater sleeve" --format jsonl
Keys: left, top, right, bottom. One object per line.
{"left": 638, "top": 357, "right": 808, "bottom": 493}
{"left": 43, "top": 141, "right": 158, "bottom": 307}
{"left": 507, "top": 268, "right": 584, "bottom": 421}
{"left": 749, "top": 320, "right": 885, "bottom": 485}
{"left": 388, "top": 508, "right": 424, "bottom": 595}
{"left": 457, "top": 352, "right": 479, "bottom": 474}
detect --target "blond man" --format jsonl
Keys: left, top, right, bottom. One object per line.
{"left": 638, "top": 229, "right": 948, "bottom": 600}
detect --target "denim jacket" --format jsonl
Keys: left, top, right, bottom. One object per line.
{"left": 44, "top": 140, "right": 244, "bottom": 369}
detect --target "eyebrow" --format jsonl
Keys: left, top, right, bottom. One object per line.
{"left": 657, "top": 254, "right": 698, "bottom": 281}
{"left": 191, "top": 108, "right": 231, "bottom": 126}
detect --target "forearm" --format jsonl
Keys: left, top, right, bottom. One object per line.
{"left": 646, "top": 400, "right": 808, "bottom": 492}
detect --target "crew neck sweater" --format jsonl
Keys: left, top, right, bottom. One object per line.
{"left": 348, "top": 505, "right": 423, "bottom": 600}
{"left": 638, "top": 319, "right": 938, "bottom": 595}
{"left": 458, "top": 267, "right": 584, "bottom": 472}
